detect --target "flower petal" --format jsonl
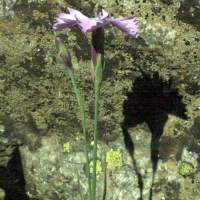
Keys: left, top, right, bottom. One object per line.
{"left": 53, "top": 21, "right": 75, "bottom": 31}
{"left": 67, "top": 7, "right": 88, "bottom": 20}
{"left": 75, "top": 9, "right": 110, "bottom": 33}
{"left": 110, "top": 17, "right": 139, "bottom": 38}
{"left": 52, "top": 12, "right": 77, "bottom": 31}
{"left": 100, "top": 9, "right": 109, "bottom": 19}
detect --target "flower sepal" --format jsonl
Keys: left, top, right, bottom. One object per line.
{"left": 91, "top": 53, "right": 105, "bottom": 88}
{"left": 55, "top": 33, "right": 72, "bottom": 71}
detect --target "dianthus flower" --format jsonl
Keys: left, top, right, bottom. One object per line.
{"left": 53, "top": 7, "right": 139, "bottom": 38}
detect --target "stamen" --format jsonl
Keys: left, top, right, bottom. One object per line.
{"left": 94, "top": 12, "right": 101, "bottom": 21}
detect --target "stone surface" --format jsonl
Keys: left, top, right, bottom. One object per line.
{"left": 0, "top": 0, "right": 200, "bottom": 199}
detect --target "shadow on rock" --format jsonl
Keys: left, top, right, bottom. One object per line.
{"left": 175, "top": 0, "right": 200, "bottom": 32}
{"left": 121, "top": 68, "right": 187, "bottom": 200}
{"left": 0, "top": 146, "right": 31, "bottom": 200}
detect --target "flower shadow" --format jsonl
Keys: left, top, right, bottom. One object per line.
{"left": 121, "top": 68, "right": 187, "bottom": 200}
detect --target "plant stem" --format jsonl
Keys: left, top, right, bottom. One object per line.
{"left": 92, "top": 84, "right": 100, "bottom": 200}
{"left": 68, "top": 70, "right": 92, "bottom": 200}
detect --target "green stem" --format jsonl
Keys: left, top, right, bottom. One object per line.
{"left": 68, "top": 70, "right": 92, "bottom": 200}
{"left": 92, "top": 84, "right": 100, "bottom": 200}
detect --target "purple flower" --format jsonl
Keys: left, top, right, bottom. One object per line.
{"left": 110, "top": 17, "right": 139, "bottom": 38}
{"left": 53, "top": 7, "right": 139, "bottom": 38}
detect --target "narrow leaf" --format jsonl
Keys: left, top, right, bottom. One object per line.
{"left": 76, "top": 168, "right": 84, "bottom": 200}
{"left": 102, "top": 165, "right": 107, "bottom": 200}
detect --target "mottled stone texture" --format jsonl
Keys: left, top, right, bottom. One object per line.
{"left": 0, "top": 0, "right": 200, "bottom": 199}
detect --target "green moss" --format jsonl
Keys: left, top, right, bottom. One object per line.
{"left": 63, "top": 142, "right": 71, "bottom": 153}
{"left": 178, "top": 160, "right": 194, "bottom": 176}
{"left": 106, "top": 148, "right": 123, "bottom": 169}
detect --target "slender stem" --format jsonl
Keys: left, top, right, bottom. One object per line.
{"left": 92, "top": 84, "right": 100, "bottom": 200}
{"left": 102, "top": 165, "right": 107, "bottom": 200}
{"left": 91, "top": 27, "right": 104, "bottom": 200}
{"left": 68, "top": 70, "right": 92, "bottom": 200}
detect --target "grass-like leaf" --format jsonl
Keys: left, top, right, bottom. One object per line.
{"left": 102, "top": 165, "right": 107, "bottom": 200}
{"left": 76, "top": 168, "right": 84, "bottom": 200}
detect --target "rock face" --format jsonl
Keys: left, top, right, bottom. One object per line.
{"left": 0, "top": 0, "right": 200, "bottom": 200}
{"left": 0, "top": 117, "right": 29, "bottom": 199}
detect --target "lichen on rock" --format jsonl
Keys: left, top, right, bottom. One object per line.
{"left": 106, "top": 148, "right": 123, "bottom": 169}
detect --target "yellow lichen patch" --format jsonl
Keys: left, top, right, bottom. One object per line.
{"left": 106, "top": 149, "right": 123, "bottom": 169}
{"left": 89, "top": 160, "right": 102, "bottom": 175}
{"left": 178, "top": 160, "right": 194, "bottom": 176}
{"left": 63, "top": 142, "right": 71, "bottom": 153}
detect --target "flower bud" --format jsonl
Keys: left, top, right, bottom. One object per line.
{"left": 55, "top": 33, "right": 72, "bottom": 71}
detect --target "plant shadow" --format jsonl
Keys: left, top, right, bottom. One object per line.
{"left": 121, "top": 68, "right": 187, "bottom": 200}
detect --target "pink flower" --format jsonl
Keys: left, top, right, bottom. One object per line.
{"left": 53, "top": 7, "right": 139, "bottom": 38}
{"left": 110, "top": 17, "right": 139, "bottom": 38}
